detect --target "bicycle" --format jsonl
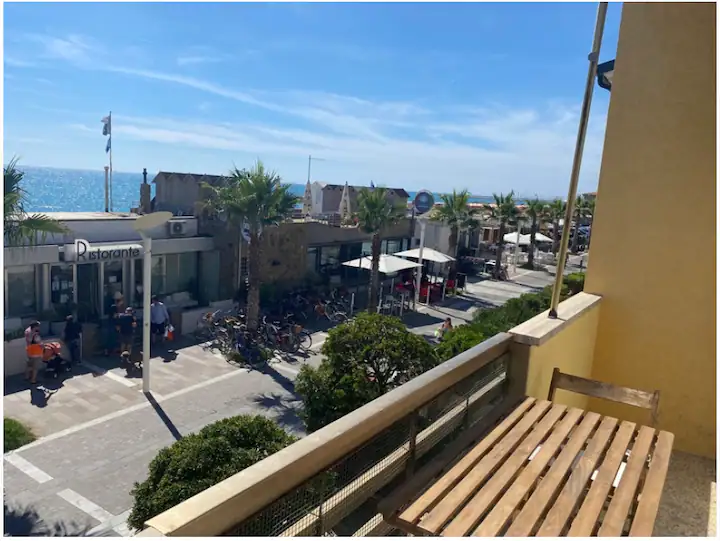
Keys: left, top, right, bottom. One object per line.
{"left": 315, "top": 300, "right": 348, "bottom": 323}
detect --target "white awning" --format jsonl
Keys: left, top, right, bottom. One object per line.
{"left": 533, "top": 232, "right": 553, "bottom": 243}
{"left": 342, "top": 254, "right": 421, "bottom": 274}
{"left": 395, "top": 247, "right": 455, "bottom": 264}
{"left": 503, "top": 232, "right": 530, "bottom": 246}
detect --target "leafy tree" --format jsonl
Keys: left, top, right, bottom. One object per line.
{"left": 431, "top": 189, "right": 477, "bottom": 278}
{"left": 547, "top": 198, "right": 566, "bottom": 255}
{"left": 202, "top": 161, "right": 298, "bottom": 331}
{"left": 354, "top": 188, "right": 406, "bottom": 312}
{"left": 4, "top": 158, "right": 68, "bottom": 246}
{"left": 483, "top": 191, "right": 519, "bottom": 279}
{"left": 128, "top": 415, "right": 295, "bottom": 532}
{"left": 296, "top": 313, "right": 437, "bottom": 432}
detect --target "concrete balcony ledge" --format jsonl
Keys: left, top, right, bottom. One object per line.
{"left": 510, "top": 292, "right": 602, "bottom": 346}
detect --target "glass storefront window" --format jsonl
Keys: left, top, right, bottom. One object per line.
{"left": 320, "top": 246, "right": 341, "bottom": 275}
{"left": 165, "top": 253, "right": 199, "bottom": 296}
{"left": 361, "top": 242, "right": 372, "bottom": 256}
{"left": 307, "top": 247, "right": 318, "bottom": 273}
{"left": 151, "top": 255, "right": 165, "bottom": 295}
{"left": 386, "top": 239, "right": 401, "bottom": 254}
{"left": 6, "top": 266, "right": 36, "bottom": 318}
{"left": 104, "top": 260, "right": 123, "bottom": 300}
{"left": 50, "top": 264, "right": 74, "bottom": 316}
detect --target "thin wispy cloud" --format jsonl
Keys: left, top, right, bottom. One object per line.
{"left": 176, "top": 55, "right": 224, "bottom": 66}
{"left": 6, "top": 27, "right": 610, "bottom": 196}
{"left": 25, "top": 33, "right": 97, "bottom": 65}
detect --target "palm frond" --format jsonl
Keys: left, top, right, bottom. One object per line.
{"left": 4, "top": 157, "right": 68, "bottom": 245}
{"left": 355, "top": 187, "right": 405, "bottom": 235}
{"left": 200, "top": 160, "right": 299, "bottom": 234}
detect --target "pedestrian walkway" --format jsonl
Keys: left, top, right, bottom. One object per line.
{"left": 2, "top": 271, "right": 552, "bottom": 537}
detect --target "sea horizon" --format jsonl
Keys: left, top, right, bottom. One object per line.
{"left": 11, "top": 164, "right": 543, "bottom": 213}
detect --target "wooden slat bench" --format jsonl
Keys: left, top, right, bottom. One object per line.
{"left": 380, "top": 397, "right": 674, "bottom": 537}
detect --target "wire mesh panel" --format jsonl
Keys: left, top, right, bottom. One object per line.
{"left": 224, "top": 351, "right": 511, "bottom": 537}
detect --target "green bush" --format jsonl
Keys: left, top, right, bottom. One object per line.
{"left": 435, "top": 325, "right": 487, "bottom": 362}
{"left": 296, "top": 312, "right": 438, "bottom": 432}
{"left": 4, "top": 418, "right": 35, "bottom": 452}
{"left": 127, "top": 415, "right": 296, "bottom": 532}
{"left": 564, "top": 272, "right": 586, "bottom": 295}
{"left": 438, "top": 284, "right": 573, "bottom": 360}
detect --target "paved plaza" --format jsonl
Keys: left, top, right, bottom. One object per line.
{"left": 3, "top": 271, "right": 555, "bottom": 536}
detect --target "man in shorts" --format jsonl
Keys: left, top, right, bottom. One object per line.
{"left": 150, "top": 296, "right": 170, "bottom": 345}
{"left": 116, "top": 307, "right": 137, "bottom": 355}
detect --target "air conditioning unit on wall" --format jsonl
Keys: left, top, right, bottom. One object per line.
{"left": 168, "top": 220, "right": 188, "bottom": 237}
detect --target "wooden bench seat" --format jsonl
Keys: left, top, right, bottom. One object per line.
{"left": 380, "top": 397, "right": 674, "bottom": 537}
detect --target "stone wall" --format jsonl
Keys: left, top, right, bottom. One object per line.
{"left": 259, "top": 224, "right": 308, "bottom": 285}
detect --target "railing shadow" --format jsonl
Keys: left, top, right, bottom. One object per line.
{"left": 3, "top": 501, "right": 97, "bottom": 537}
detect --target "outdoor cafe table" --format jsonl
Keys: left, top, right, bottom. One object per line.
{"left": 381, "top": 397, "right": 674, "bottom": 537}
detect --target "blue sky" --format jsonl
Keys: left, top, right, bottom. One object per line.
{"left": 4, "top": 2, "right": 621, "bottom": 197}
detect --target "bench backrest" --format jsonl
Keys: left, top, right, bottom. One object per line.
{"left": 547, "top": 367, "right": 661, "bottom": 427}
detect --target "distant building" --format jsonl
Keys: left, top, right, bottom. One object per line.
{"left": 305, "top": 181, "right": 409, "bottom": 218}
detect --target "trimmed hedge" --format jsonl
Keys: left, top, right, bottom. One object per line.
{"left": 4, "top": 418, "right": 35, "bottom": 452}
{"left": 436, "top": 274, "right": 584, "bottom": 361}
{"left": 127, "top": 415, "right": 296, "bottom": 531}
{"left": 565, "top": 272, "right": 586, "bottom": 295}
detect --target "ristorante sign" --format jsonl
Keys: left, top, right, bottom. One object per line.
{"left": 67, "top": 239, "right": 143, "bottom": 262}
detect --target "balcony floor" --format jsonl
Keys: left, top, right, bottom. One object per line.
{"left": 654, "top": 450, "right": 716, "bottom": 536}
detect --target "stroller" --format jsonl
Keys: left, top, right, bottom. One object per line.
{"left": 42, "top": 342, "right": 72, "bottom": 379}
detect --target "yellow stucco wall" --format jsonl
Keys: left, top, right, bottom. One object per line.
{"left": 515, "top": 302, "right": 601, "bottom": 411}
{"left": 585, "top": 3, "right": 716, "bottom": 457}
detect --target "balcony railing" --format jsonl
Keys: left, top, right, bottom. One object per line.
{"left": 141, "top": 333, "right": 528, "bottom": 537}
{"left": 139, "top": 292, "right": 714, "bottom": 537}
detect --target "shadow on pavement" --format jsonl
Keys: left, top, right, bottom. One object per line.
{"left": 401, "top": 312, "right": 445, "bottom": 329}
{"left": 250, "top": 391, "right": 305, "bottom": 435}
{"left": 144, "top": 392, "right": 183, "bottom": 441}
{"left": 4, "top": 364, "right": 99, "bottom": 407}
{"left": 258, "top": 363, "right": 296, "bottom": 395}
{"left": 3, "top": 501, "right": 97, "bottom": 537}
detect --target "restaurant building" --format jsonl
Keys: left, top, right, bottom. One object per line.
{"left": 4, "top": 212, "right": 217, "bottom": 325}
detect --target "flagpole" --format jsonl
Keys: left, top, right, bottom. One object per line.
{"left": 108, "top": 111, "right": 113, "bottom": 212}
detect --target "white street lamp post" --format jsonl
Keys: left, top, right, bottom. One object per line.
{"left": 133, "top": 212, "right": 173, "bottom": 394}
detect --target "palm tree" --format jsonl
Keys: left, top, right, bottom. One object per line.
{"left": 202, "top": 161, "right": 298, "bottom": 331}
{"left": 483, "top": 191, "right": 519, "bottom": 279}
{"left": 547, "top": 198, "right": 566, "bottom": 255}
{"left": 571, "top": 196, "right": 594, "bottom": 253}
{"left": 355, "top": 187, "right": 406, "bottom": 313}
{"left": 524, "top": 197, "right": 548, "bottom": 269}
{"left": 431, "top": 189, "right": 476, "bottom": 278}
{"left": 4, "top": 157, "right": 67, "bottom": 246}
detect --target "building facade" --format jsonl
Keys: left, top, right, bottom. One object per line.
{"left": 4, "top": 212, "right": 217, "bottom": 325}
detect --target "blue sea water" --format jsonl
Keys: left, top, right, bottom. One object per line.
{"left": 16, "top": 166, "right": 510, "bottom": 213}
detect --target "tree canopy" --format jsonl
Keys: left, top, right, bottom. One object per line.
{"left": 295, "top": 312, "right": 437, "bottom": 432}
{"left": 127, "top": 415, "right": 295, "bottom": 531}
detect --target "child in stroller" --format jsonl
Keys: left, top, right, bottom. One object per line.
{"left": 42, "top": 342, "right": 72, "bottom": 378}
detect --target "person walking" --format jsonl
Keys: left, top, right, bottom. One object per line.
{"left": 63, "top": 315, "right": 82, "bottom": 365}
{"left": 150, "top": 296, "right": 170, "bottom": 345}
{"left": 24, "top": 321, "right": 43, "bottom": 384}
{"left": 117, "top": 307, "right": 137, "bottom": 356}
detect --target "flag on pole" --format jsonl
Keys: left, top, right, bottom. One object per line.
{"left": 101, "top": 115, "right": 111, "bottom": 136}
{"left": 106, "top": 137, "right": 111, "bottom": 153}
{"left": 370, "top": 180, "right": 375, "bottom": 189}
